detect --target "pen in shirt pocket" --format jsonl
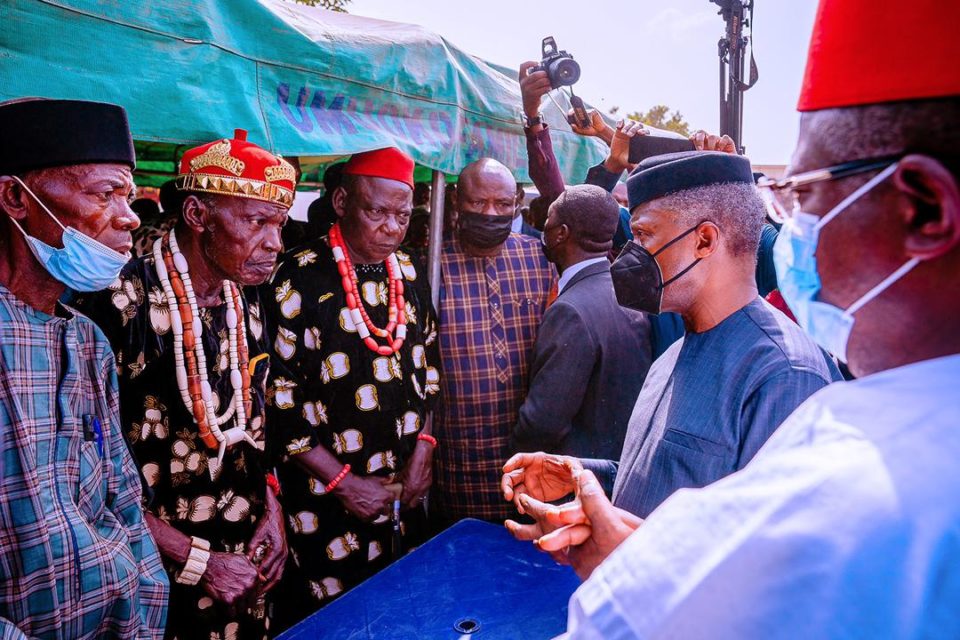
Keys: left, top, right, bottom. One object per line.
{"left": 83, "top": 415, "right": 105, "bottom": 458}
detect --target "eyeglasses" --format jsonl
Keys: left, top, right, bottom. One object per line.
{"left": 757, "top": 154, "right": 902, "bottom": 223}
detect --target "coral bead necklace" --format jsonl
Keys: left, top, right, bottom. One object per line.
{"left": 328, "top": 223, "right": 406, "bottom": 355}
{"left": 153, "top": 230, "right": 256, "bottom": 464}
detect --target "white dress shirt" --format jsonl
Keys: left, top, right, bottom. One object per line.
{"left": 562, "top": 354, "right": 960, "bottom": 639}
{"left": 511, "top": 212, "right": 524, "bottom": 234}
{"left": 557, "top": 257, "right": 608, "bottom": 295}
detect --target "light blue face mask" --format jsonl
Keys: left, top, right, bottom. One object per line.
{"left": 8, "top": 176, "right": 131, "bottom": 292}
{"left": 773, "top": 162, "right": 921, "bottom": 363}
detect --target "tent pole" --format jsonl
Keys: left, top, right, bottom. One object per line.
{"left": 427, "top": 170, "right": 446, "bottom": 310}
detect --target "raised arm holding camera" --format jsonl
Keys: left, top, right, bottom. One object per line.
{"left": 519, "top": 60, "right": 565, "bottom": 205}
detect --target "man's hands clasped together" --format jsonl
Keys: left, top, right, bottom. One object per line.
{"left": 501, "top": 452, "right": 642, "bottom": 580}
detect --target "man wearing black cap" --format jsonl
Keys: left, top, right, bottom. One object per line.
{"left": 503, "top": 150, "right": 840, "bottom": 531}
{"left": 508, "top": 1, "right": 960, "bottom": 636}
{"left": 0, "top": 98, "right": 169, "bottom": 638}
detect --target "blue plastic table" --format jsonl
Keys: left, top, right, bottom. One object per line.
{"left": 277, "top": 518, "right": 581, "bottom": 639}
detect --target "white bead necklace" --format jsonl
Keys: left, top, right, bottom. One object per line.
{"left": 153, "top": 230, "right": 256, "bottom": 466}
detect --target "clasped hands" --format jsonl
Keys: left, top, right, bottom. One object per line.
{"left": 199, "top": 486, "right": 286, "bottom": 616}
{"left": 501, "top": 452, "right": 642, "bottom": 580}
{"left": 335, "top": 439, "right": 433, "bottom": 522}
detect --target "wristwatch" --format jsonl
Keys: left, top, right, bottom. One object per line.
{"left": 523, "top": 113, "right": 544, "bottom": 129}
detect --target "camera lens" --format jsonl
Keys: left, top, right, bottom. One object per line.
{"left": 549, "top": 58, "right": 581, "bottom": 87}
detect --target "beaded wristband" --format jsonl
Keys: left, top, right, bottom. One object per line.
{"left": 176, "top": 536, "right": 211, "bottom": 586}
{"left": 265, "top": 472, "right": 281, "bottom": 497}
{"left": 417, "top": 433, "right": 438, "bottom": 448}
{"left": 325, "top": 463, "right": 351, "bottom": 493}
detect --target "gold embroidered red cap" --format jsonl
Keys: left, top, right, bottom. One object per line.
{"left": 176, "top": 129, "right": 295, "bottom": 208}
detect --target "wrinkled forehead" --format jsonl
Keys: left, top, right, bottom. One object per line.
{"left": 351, "top": 175, "right": 413, "bottom": 205}
{"left": 32, "top": 162, "right": 134, "bottom": 190}
{"left": 236, "top": 196, "right": 290, "bottom": 219}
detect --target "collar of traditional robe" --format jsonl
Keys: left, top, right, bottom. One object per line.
{"left": 152, "top": 230, "right": 257, "bottom": 467}
{"left": 328, "top": 223, "right": 407, "bottom": 355}
{"left": 175, "top": 129, "right": 296, "bottom": 208}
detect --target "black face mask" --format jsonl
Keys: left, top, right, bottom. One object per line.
{"left": 457, "top": 211, "right": 514, "bottom": 249}
{"left": 540, "top": 221, "right": 560, "bottom": 264}
{"left": 610, "top": 225, "right": 702, "bottom": 315}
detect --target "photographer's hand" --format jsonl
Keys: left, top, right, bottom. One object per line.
{"left": 604, "top": 119, "right": 646, "bottom": 175}
{"left": 519, "top": 61, "right": 552, "bottom": 130}
{"left": 570, "top": 109, "right": 615, "bottom": 145}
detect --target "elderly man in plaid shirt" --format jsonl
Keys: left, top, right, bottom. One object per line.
{"left": 0, "top": 99, "right": 168, "bottom": 639}
{"left": 432, "top": 158, "right": 557, "bottom": 526}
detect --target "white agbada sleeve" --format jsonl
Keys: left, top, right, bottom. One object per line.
{"left": 560, "top": 357, "right": 960, "bottom": 640}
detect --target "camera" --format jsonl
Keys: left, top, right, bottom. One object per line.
{"left": 533, "top": 36, "right": 580, "bottom": 88}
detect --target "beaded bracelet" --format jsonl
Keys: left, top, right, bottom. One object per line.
{"left": 176, "top": 536, "right": 211, "bottom": 586}
{"left": 417, "top": 433, "right": 438, "bottom": 448}
{"left": 265, "top": 473, "right": 281, "bottom": 497}
{"left": 325, "top": 463, "right": 351, "bottom": 493}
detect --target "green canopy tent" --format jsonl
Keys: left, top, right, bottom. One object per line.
{"left": 1, "top": 0, "right": 609, "bottom": 298}
{"left": 1, "top": 0, "right": 608, "bottom": 180}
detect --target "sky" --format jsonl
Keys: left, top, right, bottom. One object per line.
{"left": 347, "top": 0, "right": 818, "bottom": 165}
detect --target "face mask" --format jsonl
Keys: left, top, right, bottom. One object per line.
{"left": 540, "top": 221, "right": 560, "bottom": 263}
{"left": 610, "top": 225, "right": 702, "bottom": 314}
{"left": 457, "top": 211, "right": 514, "bottom": 249}
{"left": 773, "top": 162, "right": 920, "bottom": 362}
{"left": 7, "top": 176, "right": 131, "bottom": 292}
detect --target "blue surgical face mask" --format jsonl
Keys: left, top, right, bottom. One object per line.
{"left": 8, "top": 176, "right": 131, "bottom": 292}
{"left": 773, "top": 162, "right": 921, "bottom": 362}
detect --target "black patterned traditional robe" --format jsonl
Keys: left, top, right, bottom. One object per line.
{"left": 260, "top": 238, "right": 440, "bottom": 612}
{"left": 76, "top": 253, "right": 273, "bottom": 640}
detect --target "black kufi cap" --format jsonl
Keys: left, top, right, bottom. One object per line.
{"left": 0, "top": 99, "right": 135, "bottom": 175}
{"left": 626, "top": 151, "right": 754, "bottom": 210}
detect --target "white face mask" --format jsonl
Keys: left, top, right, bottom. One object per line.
{"left": 7, "top": 176, "right": 130, "bottom": 292}
{"left": 773, "top": 162, "right": 921, "bottom": 362}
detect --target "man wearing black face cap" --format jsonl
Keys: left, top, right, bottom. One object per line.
{"left": 0, "top": 98, "right": 169, "bottom": 638}
{"left": 432, "top": 157, "right": 556, "bottom": 527}
{"left": 502, "top": 150, "right": 841, "bottom": 530}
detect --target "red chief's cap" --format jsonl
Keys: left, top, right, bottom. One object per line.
{"left": 798, "top": 0, "right": 960, "bottom": 111}
{"left": 343, "top": 147, "right": 415, "bottom": 189}
{"left": 177, "top": 129, "right": 295, "bottom": 208}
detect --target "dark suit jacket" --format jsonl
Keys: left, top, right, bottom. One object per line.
{"left": 513, "top": 261, "right": 653, "bottom": 460}
{"left": 519, "top": 219, "right": 543, "bottom": 241}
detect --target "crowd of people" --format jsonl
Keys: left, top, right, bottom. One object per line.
{"left": 0, "top": 0, "right": 958, "bottom": 638}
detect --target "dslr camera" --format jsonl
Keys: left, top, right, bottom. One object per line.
{"left": 533, "top": 36, "right": 580, "bottom": 88}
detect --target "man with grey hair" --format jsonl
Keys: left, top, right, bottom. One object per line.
{"left": 503, "top": 151, "right": 841, "bottom": 537}
{"left": 513, "top": 184, "right": 651, "bottom": 460}
{"left": 0, "top": 98, "right": 169, "bottom": 638}
{"left": 505, "top": 1, "right": 960, "bottom": 636}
